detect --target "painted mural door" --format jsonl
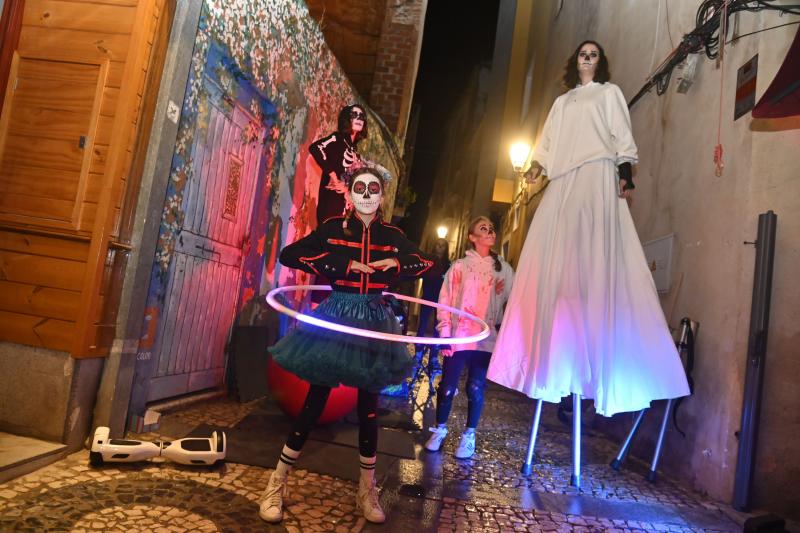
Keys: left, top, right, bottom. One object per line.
{"left": 146, "top": 69, "right": 266, "bottom": 402}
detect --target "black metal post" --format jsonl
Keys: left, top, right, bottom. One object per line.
{"left": 733, "top": 210, "right": 777, "bottom": 511}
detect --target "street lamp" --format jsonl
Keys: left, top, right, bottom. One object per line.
{"left": 436, "top": 225, "right": 448, "bottom": 239}
{"left": 509, "top": 141, "right": 532, "bottom": 175}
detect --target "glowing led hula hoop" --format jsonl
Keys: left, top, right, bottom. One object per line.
{"left": 266, "top": 284, "right": 489, "bottom": 345}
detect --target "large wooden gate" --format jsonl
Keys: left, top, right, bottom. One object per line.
{"left": 146, "top": 72, "right": 266, "bottom": 402}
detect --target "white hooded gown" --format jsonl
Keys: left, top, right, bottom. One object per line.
{"left": 487, "top": 82, "right": 689, "bottom": 416}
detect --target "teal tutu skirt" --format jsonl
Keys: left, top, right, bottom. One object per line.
{"left": 269, "top": 292, "right": 415, "bottom": 392}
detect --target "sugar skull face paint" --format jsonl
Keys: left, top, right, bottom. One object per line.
{"left": 350, "top": 172, "right": 383, "bottom": 217}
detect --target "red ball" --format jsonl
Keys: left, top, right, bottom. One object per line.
{"left": 266, "top": 357, "right": 358, "bottom": 424}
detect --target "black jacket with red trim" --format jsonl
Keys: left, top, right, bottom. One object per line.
{"left": 279, "top": 215, "right": 440, "bottom": 294}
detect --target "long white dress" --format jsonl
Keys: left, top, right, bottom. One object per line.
{"left": 487, "top": 82, "right": 689, "bottom": 417}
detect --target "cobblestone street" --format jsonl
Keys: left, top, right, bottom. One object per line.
{"left": 0, "top": 379, "right": 764, "bottom": 532}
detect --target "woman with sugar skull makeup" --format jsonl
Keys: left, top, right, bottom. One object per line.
{"left": 260, "top": 165, "right": 440, "bottom": 525}
{"left": 309, "top": 104, "right": 368, "bottom": 225}
{"left": 489, "top": 41, "right": 688, "bottom": 425}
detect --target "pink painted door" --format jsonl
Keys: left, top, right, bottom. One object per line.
{"left": 147, "top": 93, "right": 265, "bottom": 402}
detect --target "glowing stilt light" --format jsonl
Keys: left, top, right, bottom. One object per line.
{"left": 266, "top": 285, "right": 489, "bottom": 345}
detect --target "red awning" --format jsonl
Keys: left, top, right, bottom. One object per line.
{"left": 752, "top": 25, "right": 800, "bottom": 118}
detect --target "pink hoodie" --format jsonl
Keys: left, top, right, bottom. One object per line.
{"left": 436, "top": 250, "right": 514, "bottom": 353}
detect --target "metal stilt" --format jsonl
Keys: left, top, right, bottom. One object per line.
{"left": 610, "top": 409, "right": 647, "bottom": 470}
{"left": 520, "top": 399, "right": 543, "bottom": 475}
{"left": 647, "top": 398, "right": 674, "bottom": 482}
{"left": 609, "top": 317, "right": 698, "bottom": 482}
{"left": 570, "top": 393, "right": 581, "bottom": 488}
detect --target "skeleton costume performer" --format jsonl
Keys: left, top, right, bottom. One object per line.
{"left": 270, "top": 165, "right": 437, "bottom": 390}
{"left": 309, "top": 104, "right": 366, "bottom": 224}
{"left": 488, "top": 42, "right": 689, "bottom": 417}
{"left": 269, "top": 211, "right": 436, "bottom": 389}
{"left": 260, "top": 165, "right": 439, "bottom": 526}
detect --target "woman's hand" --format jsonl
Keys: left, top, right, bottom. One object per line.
{"left": 325, "top": 172, "right": 349, "bottom": 194}
{"left": 495, "top": 278, "right": 505, "bottom": 295}
{"left": 349, "top": 260, "right": 375, "bottom": 274}
{"left": 368, "top": 258, "right": 399, "bottom": 271}
{"left": 439, "top": 344, "right": 453, "bottom": 357}
{"left": 524, "top": 162, "right": 544, "bottom": 185}
{"left": 618, "top": 179, "right": 634, "bottom": 205}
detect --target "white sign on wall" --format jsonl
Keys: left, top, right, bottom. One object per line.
{"left": 643, "top": 233, "right": 674, "bottom": 294}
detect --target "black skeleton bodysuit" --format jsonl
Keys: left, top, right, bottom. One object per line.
{"left": 309, "top": 132, "right": 360, "bottom": 224}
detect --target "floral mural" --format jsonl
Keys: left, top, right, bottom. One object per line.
{"left": 137, "top": 0, "right": 402, "bottom": 357}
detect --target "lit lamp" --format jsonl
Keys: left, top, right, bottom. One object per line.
{"left": 436, "top": 225, "right": 448, "bottom": 239}
{"left": 509, "top": 141, "right": 532, "bottom": 175}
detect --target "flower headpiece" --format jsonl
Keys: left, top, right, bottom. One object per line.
{"left": 341, "top": 160, "right": 394, "bottom": 187}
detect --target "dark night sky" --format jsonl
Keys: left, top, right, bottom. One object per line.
{"left": 400, "top": 1, "right": 499, "bottom": 243}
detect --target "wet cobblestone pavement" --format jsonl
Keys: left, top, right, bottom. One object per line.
{"left": 0, "top": 382, "right": 756, "bottom": 532}
{"left": 431, "top": 388, "right": 711, "bottom": 509}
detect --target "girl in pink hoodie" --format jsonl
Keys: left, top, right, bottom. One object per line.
{"left": 425, "top": 216, "right": 514, "bottom": 458}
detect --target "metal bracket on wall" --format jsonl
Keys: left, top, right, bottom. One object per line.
{"left": 109, "top": 241, "right": 133, "bottom": 252}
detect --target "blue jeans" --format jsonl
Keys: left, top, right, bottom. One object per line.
{"left": 435, "top": 350, "right": 491, "bottom": 428}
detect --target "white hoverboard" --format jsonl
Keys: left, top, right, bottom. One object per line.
{"left": 89, "top": 426, "right": 226, "bottom": 467}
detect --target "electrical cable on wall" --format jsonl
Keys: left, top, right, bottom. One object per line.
{"left": 626, "top": 0, "right": 800, "bottom": 176}
{"left": 629, "top": 0, "right": 800, "bottom": 109}
{"left": 714, "top": 0, "right": 730, "bottom": 177}
{"left": 726, "top": 20, "right": 800, "bottom": 44}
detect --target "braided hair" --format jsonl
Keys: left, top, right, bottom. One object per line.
{"left": 467, "top": 215, "right": 502, "bottom": 272}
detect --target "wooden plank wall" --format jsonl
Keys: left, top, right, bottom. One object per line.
{"left": 0, "top": 0, "right": 165, "bottom": 356}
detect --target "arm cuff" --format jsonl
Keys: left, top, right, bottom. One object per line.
{"left": 618, "top": 162, "right": 634, "bottom": 190}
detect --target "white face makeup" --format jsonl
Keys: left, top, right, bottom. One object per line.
{"left": 350, "top": 173, "right": 382, "bottom": 217}
{"left": 350, "top": 107, "right": 365, "bottom": 133}
{"left": 577, "top": 43, "right": 600, "bottom": 79}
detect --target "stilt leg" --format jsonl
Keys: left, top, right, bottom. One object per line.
{"left": 520, "top": 399, "right": 543, "bottom": 475}
{"left": 647, "top": 399, "right": 673, "bottom": 483}
{"left": 610, "top": 409, "right": 647, "bottom": 470}
{"left": 570, "top": 393, "right": 581, "bottom": 488}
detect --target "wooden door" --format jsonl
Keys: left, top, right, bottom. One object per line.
{"left": 0, "top": 55, "right": 104, "bottom": 227}
{"left": 146, "top": 78, "right": 266, "bottom": 402}
{"left": 0, "top": 54, "right": 104, "bottom": 350}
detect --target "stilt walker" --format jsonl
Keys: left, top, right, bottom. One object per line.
{"left": 488, "top": 40, "right": 690, "bottom": 486}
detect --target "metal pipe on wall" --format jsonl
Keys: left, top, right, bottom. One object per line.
{"left": 733, "top": 210, "right": 777, "bottom": 511}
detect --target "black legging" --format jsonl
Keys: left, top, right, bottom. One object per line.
{"left": 435, "top": 350, "right": 492, "bottom": 428}
{"left": 285, "top": 384, "right": 379, "bottom": 457}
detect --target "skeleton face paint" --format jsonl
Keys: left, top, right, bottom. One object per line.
{"left": 350, "top": 107, "right": 365, "bottom": 133}
{"left": 350, "top": 173, "right": 382, "bottom": 217}
{"left": 577, "top": 43, "right": 600, "bottom": 79}
{"left": 470, "top": 221, "right": 496, "bottom": 249}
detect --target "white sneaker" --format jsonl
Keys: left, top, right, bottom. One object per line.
{"left": 259, "top": 471, "right": 288, "bottom": 523}
{"left": 454, "top": 431, "right": 476, "bottom": 459}
{"left": 357, "top": 478, "right": 386, "bottom": 523}
{"left": 424, "top": 426, "right": 448, "bottom": 452}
